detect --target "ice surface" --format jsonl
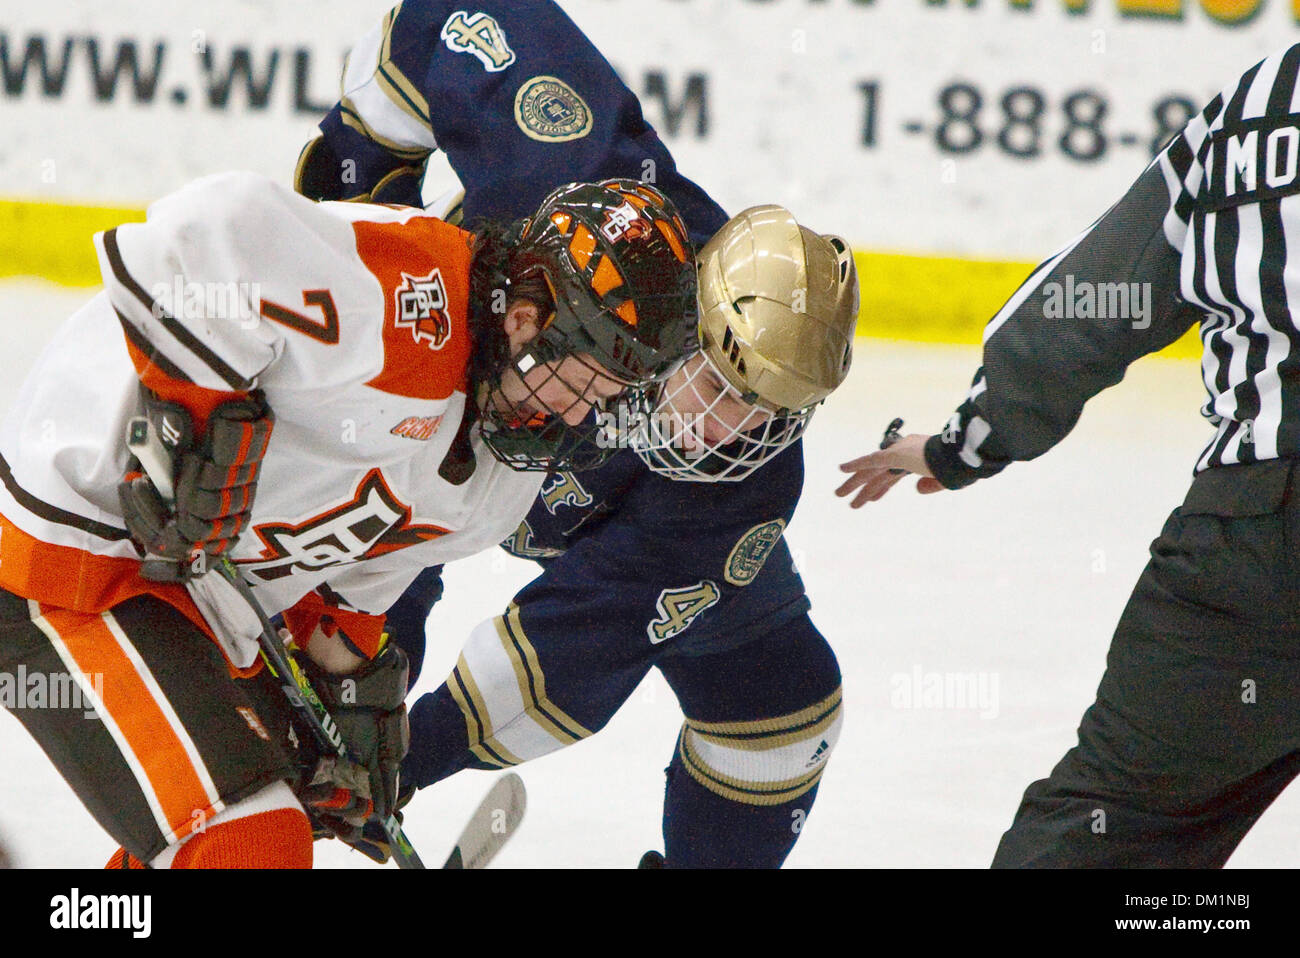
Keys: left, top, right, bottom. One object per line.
{"left": 0, "top": 280, "right": 1294, "bottom": 868}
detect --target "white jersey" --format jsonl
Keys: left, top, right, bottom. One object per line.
{"left": 0, "top": 171, "right": 542, "bottom": 662}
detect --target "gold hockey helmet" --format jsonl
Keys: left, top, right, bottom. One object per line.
{"left": 696, "top": 204, "right": 857, "bottom": 412}
{"left": 632, "top": 205, "right": 860, "bottom": 481}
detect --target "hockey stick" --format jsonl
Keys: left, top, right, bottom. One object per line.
{"left": 212, "top": 559, "right": 426, "bottom": 870}
{"left": 219, "top": 563, "right": 530, "bottom": 870}
{"left": 127, "top": 417, "right": 425, "bottom": 869}
{"left": 442, "top": 772, "right": 526, "bottom": 869}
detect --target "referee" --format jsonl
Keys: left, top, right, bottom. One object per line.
{"left": 837, "top": 44, "right": 1300, "bottom": 867}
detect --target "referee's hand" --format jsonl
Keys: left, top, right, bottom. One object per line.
{"left": 835, "top": 434, "right": 945, "bottom": 507}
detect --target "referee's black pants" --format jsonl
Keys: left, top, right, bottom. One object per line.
{"left": 993, "top": 458, "right": 1300, "bottom": 867}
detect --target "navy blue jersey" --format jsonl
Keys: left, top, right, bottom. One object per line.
{"left": 386, "top": 440, "right": 811, "bottom": 673}
{"left": 327, "top": 2, "right": 813, "bottom": 668}
{"left": 503, "top": 445, "right": 811, "bottom": 659}
{"left": 316, "top": 0, "right": 727, "bottom": 245}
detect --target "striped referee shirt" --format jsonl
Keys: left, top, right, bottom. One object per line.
{"left": 925, "top": 43, "right": 1300, "bottom": 489}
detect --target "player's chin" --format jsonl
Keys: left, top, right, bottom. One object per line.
{"left": 507, "top": 396, "right": 542, "bottom": 422}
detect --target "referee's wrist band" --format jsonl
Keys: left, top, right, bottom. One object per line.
{"left": 923, "top": 434, "right": 982, "bottom": 491}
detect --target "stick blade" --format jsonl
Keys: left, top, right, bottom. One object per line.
{"left": 443, "top": 772, "right": 527, "bottom": 869}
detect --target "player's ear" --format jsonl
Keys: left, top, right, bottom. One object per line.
{"left": 503, "top": 300, "right": 541, "bottom": 354}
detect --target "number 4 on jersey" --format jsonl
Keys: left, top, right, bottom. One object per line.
{"left": 441, "top": 11, "right": 516, "bottom": 72}
{"left": 647, "top": 581, "right": 721, "bottom": 645}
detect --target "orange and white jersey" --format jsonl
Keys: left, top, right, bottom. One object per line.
{"left": 0, "top": 171, "right": 543, "bottom": 657}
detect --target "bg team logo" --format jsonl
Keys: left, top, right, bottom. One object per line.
{"left": 395, "top": 269, "right": 452, "bottom": 349}
{"left": 600, "top": 201, "right": 650, "bottom": 243}
{"left": 244, "top": 469, "right": 449, "bottom": 580}
{"left": 539, "top": 472, "right": 593, "bottom": 513}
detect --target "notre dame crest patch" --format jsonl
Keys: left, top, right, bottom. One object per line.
{"left": 514, "top": 75, "right": 593, "bottom": 142}
{"left": 724, "top": 519, "right": 786, "bottom": 587}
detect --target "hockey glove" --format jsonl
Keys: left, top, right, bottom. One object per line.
{"left": 293, "top": 643, "right": 411, "bottom": 842}
{"left": 309, "top": 782, "right": 415, "bottom": 865}
{"left": 118, "top": 388, "right": 273, "bottom": 581}
{"left": 294, "top": 135, "right": 425, "bottom": 206}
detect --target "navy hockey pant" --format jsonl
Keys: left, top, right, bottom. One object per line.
{"left": 404, "top": 611, "right": 842, "bottom": 868}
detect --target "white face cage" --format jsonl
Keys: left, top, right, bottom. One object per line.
{"left": 629, "top": 352, "right": 817, "bottom": 482}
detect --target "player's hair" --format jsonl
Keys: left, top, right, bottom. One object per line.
{"left": 465, "top": 221, "right": 555, "bottom": 393}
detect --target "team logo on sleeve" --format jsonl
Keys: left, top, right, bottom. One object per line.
{"left": 514, "top": 76, "right": 593, "bottom": 142}
{"left": 724, "top": 519, "right": 786, "bottom": 586}
{"left": 395, "top": 269, "right": 452, "bottom": 349}
{"left": 441, "top": 11, "right": 516, "bottom": 72}
{"left": 243, "top": 469, "right": 449, "bottom": 581}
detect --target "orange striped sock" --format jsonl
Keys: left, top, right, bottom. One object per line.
{"left": 105, "top": 847, "right": 147, "bottom": 869}
{"left": 168, "top": 808, "right": 312, "bottom": 869}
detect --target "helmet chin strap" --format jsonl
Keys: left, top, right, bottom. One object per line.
{"left": 513, "top": 350, "right": 540, "bottom": 376}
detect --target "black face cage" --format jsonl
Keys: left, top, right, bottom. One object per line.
{"left": 477, "top": 350, "right": 624, "bottom": 473}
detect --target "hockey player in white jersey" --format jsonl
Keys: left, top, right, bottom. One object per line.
{"left": 0, "top": 170, "right": 696, "bottom": 867}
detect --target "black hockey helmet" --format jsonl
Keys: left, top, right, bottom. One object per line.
{"left": 511, "top": 178, "right": 697, "bottom": 384}
{"left": 479, "top": 179, "right": 698, "bottom": 472}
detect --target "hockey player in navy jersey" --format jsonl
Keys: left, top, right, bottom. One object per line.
{"left": 295, "top": 1, "right": 723, "bottom": 246}
{"left": 295, "top": 0, "right": 860, "bottom": 867}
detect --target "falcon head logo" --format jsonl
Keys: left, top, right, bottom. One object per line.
{"left": 599, "top": 201, "right": 651, "bottom": 243}
{"left": 395, "top": 269, "right": 451, "bottom": 349}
